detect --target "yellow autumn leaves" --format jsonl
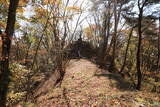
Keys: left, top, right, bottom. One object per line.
{"left": 0, "top": 0, "right": 26, "bottom": 14}
{"left": 43, "top": 0, "right": 62, "bottom": 5}
{"left": 66, "top": 6, "right": 81, "bottom": 12}
{"left": 0, "top": 0, "right": 9, "bottom": 7}
{"left": 0, "top": 0, "right": 27, "bottom": 7}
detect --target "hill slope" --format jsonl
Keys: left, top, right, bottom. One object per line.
{"left": 34, "top": 59, "right": 160, "bottom": 107}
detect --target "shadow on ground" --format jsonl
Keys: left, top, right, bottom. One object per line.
{"left": 95, "top": 72, "right": 135, "bottom": 91}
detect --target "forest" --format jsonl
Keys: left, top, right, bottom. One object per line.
{"left": 0, "top": 0, "right": 160, "bottom": 107}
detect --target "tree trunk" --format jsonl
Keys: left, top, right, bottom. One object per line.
{"left": 120, "top": 27, "right": 134, "bottom": 73}
{"left": 109, "top": 0, "right": 120, "bottom": 72}
{"left": 31, "top": 18, "right": 49, "bottom": 70}
{"left": 136, "top": 8, "right": 143, "bottom": 90}
{"left": 98, "top": 2, "right": 111, "bottom": 65}
{"left": 157, "top": 17, "right": 160, "bottom": 68}
{"left": 0, "top": 0, "right": 19, "bottom": 106}
{"left": 101, "top": 2, "right": 111, "bottom": 58}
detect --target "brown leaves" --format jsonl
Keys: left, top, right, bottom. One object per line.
{"left": 0, "top": 0, "right": 9, "bottom": 7}
{"left": 34, "top": 8, "right": 48, "bottom": 19}
{"left": 18, "top": 0, "right": 27, "bottom": 7}
{"left": 42, "top": 0, "right": 62, "bottom": 6}
{"left": 0, "top": 21, "right": 6, "bottom": 28}
{"left": 16, "top": 8, "right": 24, "bottom": 14}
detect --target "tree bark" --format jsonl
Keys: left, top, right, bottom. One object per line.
{"left": 0, "top": 0, "right": 19, "bottom": 106}
{"left": 101, "top": 2, "right": 111, "bottom": 58}
{"left": 98, "top": 2, "right": 111, "bottom": 65}
{"left": 109, "top": 0, "right": 121, "bottom": 72}
{"left": 157, "top": 17, "right": 160, "bottom": 68}
{"left": 136, "top": 1, "right": 144, "bottom": 90}
{"left": 31, "top": 18, "right": 49, "bottom": 70}
{"left": 120, "top": 27, "right": 134, "bottom": 73}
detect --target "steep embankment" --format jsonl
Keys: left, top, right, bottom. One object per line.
{"left": 34, "top": 59, "right": 160, "bottom": 107}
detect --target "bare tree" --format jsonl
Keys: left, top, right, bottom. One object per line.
{"left": 99, "top": 1, "right": 112, "bottom": 63}
{"left": 109, "top": 0, "right": 122, "bottom": 72}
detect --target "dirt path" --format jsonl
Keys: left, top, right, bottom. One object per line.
{"left": 35, "top": 59, "right": 160, "bottom": 107}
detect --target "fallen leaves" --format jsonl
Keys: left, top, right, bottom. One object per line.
{"left": 34, "top": 59, "right": 160, "bottom": 107}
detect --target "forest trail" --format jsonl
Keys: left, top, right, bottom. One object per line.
{"left": 34, "top": 59, "right": 160, "bottom": 107}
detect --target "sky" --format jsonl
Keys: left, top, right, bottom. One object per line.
{"left": 63, "top": 0, "right": 93, "bottom": 28}
{"left": 18, "top": 0, "right": 160, "bottom": 37}
{"left": 21, "top": 0, "right": 92, "bottom": 26}
{"left": 16, "top": 0, "right": 92, "bottom": 37}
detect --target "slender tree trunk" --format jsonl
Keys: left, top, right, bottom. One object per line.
{"left": 136, "top": 8, "right": 143, "bottom": 90}
{"left": 120, "top": 28, "right": 134, "bottom": 73}
{"left": 101, "top": 2, "right": 111, "bottom": 58}
{"left": 105, "top": 5, "right": 111, "bottom": 53}
{"left": 31, "top": 18, "right": 49, "bottom": 70}
{"left": 109, "top": 0, "right": 119, "bottom": 72}
{"left": 157, "top": 17, "right": 160, "bottom": 68}
{"left": 0, "top": 0, "right": 19, "bottom": 106}
{"left": 99, "top": 13, "right": 108, "bottom": 58}
{"left": 98, "top": 9, "right": 109, "bottom": 63}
